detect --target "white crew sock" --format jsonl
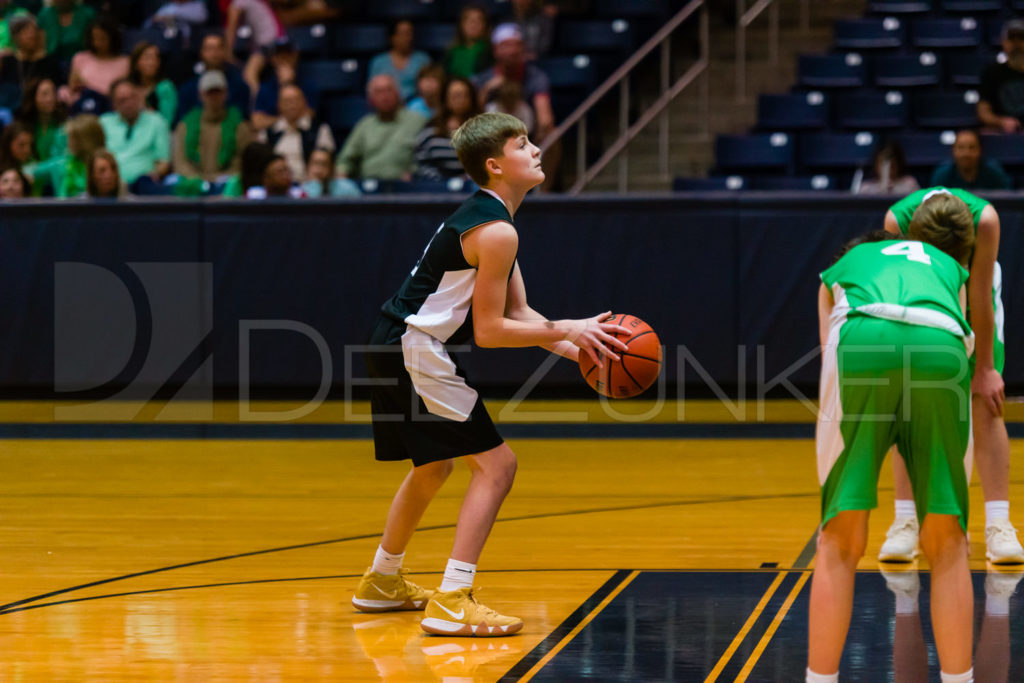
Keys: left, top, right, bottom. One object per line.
{"left": 894, "top": 499, "right": 917, "bottom": 520}
{"left": 439, "top": 558, "right": 476, "bottom": 592}
{"left": 371, "top": 545, "right": 404, "bottom": 576}
{"left": 895, "top": 592, "right": 919, "bottom": 615}
{"left": 806, "top": 669, "right": 838, "bottom": 683}
{"left": 986, "top": 591, "right": 1011, "bottom": 617}
{"left": 940, "top": 668, "right": 973, "bottom": 683}
{"left": 986, "top": 500, "right": 1010, "bottom": 526}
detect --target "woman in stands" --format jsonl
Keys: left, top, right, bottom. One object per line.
{"left": 443, "top": 3, "right": 493, "bottom": 79}
{"left": 414, "top": 77, "right": 482, "bottom": 181}
{"left": 369, "top": 19, "right": 431, "bottom": 102}
{"left": 854, "top": 140, "right": 919, "bottom": 195}
{"left": 129, "top": 41, "right": 178, "bottom": 125}
{"left": 65, "top": 17, "right": 130, "bottom": 109}
{"left": 16, "top": 78, "right": 68, "bottom": 165}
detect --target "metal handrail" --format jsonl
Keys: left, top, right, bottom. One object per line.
{"left": 736, "top": 0, "right": 779, "bottom": 102}
{"left": 540, "top": 0, "right": 709, "bottom": 194}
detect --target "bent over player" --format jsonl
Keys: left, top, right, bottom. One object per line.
{"left": 351, "top": 112, "right": 629, "bottom": 637}
{"left": 809, "top": 194, "right": 977, "bottom": 683}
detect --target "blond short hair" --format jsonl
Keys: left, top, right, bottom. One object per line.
{"left": 906, "top": 192, "right": 976, "bottom": 267}
{"left": 451, "top": 112, "right": 528, "bottom": 186}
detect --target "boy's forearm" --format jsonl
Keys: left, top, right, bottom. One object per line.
{"left": 970, "top": 283, "right": 995, "bottom": 369}
{"left": 506, "top": 305, "right": 577, "bottom": 359}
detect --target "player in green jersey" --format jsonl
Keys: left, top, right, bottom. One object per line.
{"left": 808, "top": 193, "right": 976, "bottom": 683}
{"left": 879, "top": 187, "right": 1022, "bottom": 565}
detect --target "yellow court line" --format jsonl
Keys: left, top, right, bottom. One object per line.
{"left": 734, "top": 570, "right": 813, "bottom": 682}
{"left": 518, "top": 570, "right": 641, "bottom": 683}
{"left": 702, "top": 571, "right": 789, "bottom": 683}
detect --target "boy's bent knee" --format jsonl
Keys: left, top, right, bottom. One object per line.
{"left": 820, "top": 511, "right": 869, "bottom": 562}
{"left": 920, "top": 514, "right": 967, "bottom": 561}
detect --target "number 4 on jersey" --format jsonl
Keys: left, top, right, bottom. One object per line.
{"left": 881, "top": 241, "right": 932, "bottom": 265}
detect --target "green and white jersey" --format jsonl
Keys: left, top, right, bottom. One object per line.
{"left": 821, "top": 240, "right": 971, "bottom": 344}
{"left": 379, "top": 190, "right": 514, "bottom": 345}
{"left": 888, "top": 186, "right": 989, "bottom": 236}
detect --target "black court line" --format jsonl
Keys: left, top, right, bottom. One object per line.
{"left": 496, "top": 570, "right": 633, "bottom": 682}
{"left": 0, "top": 490, "right": 820, "bottom": 614}
{"left": 0, "top": 422, "right": 817, "bottom": 439}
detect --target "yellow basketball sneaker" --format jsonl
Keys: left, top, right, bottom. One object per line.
{"left": 421, "top": 588, "right": 523, "bottom": 637}
{"left": 352, "top": 568, "right": 435, "bottom": 613}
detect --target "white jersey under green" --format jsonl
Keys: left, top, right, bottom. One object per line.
{"left": 820, "top": 240, "right": 972, "bottom": 350}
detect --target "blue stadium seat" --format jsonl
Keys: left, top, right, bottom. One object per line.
{"left": 867, "top": 0, "right": 932, "bottom": 12}
{"left": 122, "top": 26, "right": 184, "bottom": 55}
{"left": 537, "top": 55, "right": 597, "bottom": 90}
{"left": 948, "top": 52, "right": 996, "bottom": 86}
{"left": 367, "top": 0, "right": 438, "bottom": 21}
{"left": 287, "top": 25, "right": 329, "bottom": 58}
{"left": 911, "top": 18, "right": 982, "bottom": 49}
{"left": 940, "top": 0, "right": 1003, "bottom": 11}
{"left": 556, "top": 20, "right": 635, "bottom": 54}
{"left": 439, "top": 0, "right": 510, "bottom": 20}
{"left": 595, "top": 0, "right": 669, "bottom": 20}
{"left": 833, "top": 18, "right": 905, "bottom": 50}
{"left": 390, "top": 178, "right": 476, "bottom": 193}
{"left": 331, "top": 24, "right": 390, "bottom": 56}
{"left": 873, "top": 53, "right": 942, "bottom": 88}
{"left": 797, "top": 54, "right": 867, "bottom": 88}
{"left": 982, "top": 133, "right": 1024, "bottom": 168}
{"left": 714, "top": 133, "right": 794, "bottom": 173}
{"left": 322, "top": 94, "right": 370, "bottom": 136}
{"left": 896, "top": 130, "right": 956, "bottom": 168}
{"left": 987, "top": 17, "right": 1009, "bottom": 48}
{"left": 752, "top": 175, "right": 837, "bottom": 191}
{"left": 913, "top": 90, "right": 980, "bottom": 128}
{"left": 415, "top": 23, "right": 457, "bottom": 55}
{"left": 673, "top": 176, "right": 747, "bottom": 191}
{"left": 798, "top": 132, "right": 877, "bottom": 171}
{"left": 835, "top": 91, "right": 909, "bottom": 130}
{"left": 299, "top": 60, "right": 364, "bottom": 96}
{"left": 757, "top": 92, "right": 829, "bottom": 130}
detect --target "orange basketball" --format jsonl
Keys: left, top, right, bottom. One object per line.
{"left": 578, "top": 314, "right": 662, "bottom": 398}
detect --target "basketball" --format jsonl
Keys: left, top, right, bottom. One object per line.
{"left": 578, "top": 314, "right": 662, "bottom": 398}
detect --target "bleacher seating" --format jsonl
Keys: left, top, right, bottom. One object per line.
{"left": 757, "top": 92, "right": 829, "bottom": 130}
{"left": 835, "top": 91, "right": 909, "bottom": 130}
{"left": 714, "top": 133, "right": 794, "bottom": 174}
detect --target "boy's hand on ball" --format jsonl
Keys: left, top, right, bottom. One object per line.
{"left": 564, "top": 312, "right": 630, "bottom": 367}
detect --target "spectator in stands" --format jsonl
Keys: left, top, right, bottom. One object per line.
{"left": 300, "top": 146, "right": 360, "bottom": 197}
{"left": 505, "top": 0, "right": 554, "bottom": 60}
{"left": 0, "top": 14, "right": 61, "bottom": 104}
{"left": 178, "top": 33, "right": 251, "bottom": 123}
{"left": 0, "top": 0, "right": 32, "bottom": 54}
{"left": 485, "top": 80, "right": 534, "bottom": 135}
{"left": 16, "top": 77, "right": 67, "bottom": 163}
{"left": 65, "top": 18, "right": 130, "bottom": 109}
{"left": 258, "top": 83, "right": 333, "bottom": 181}
{"left": 173, "top": 70, "right": 252, "bottom": 182}
{"left": 0, "top": 164, "right": 29, "bottom": 198}
{"left": 336, "top": 74, "right": 424, "bottom": 181}
{"left": 40, "top": 112, "right": 104, "bottom": 197}
{"left": 414, "top": 76, "right": 480, "bottom": 181}
{"left": 145, "top": 0, "right": 208, "bottom": 42}
{"left": 853, "top": 140, "right": 919, "bottom": 195}
{"left": 226, "top": 0, "right": 285, "bottom": 99}
{"left": 251, "top": 36, "right": 301, "bottom": 131}
{"left": 931, "top": 129, "right": 1011, "bottom": 190}
{"left": 101, "top": 77, "right": 171, "bottom": 185}
{"left": 0, "top": 120, "right": 33, "bottom": 168}
{"left": 473, "top": 23, "right": 554, "bottom": 143}
{"left": 407, "top": 64, "right": 445, "bottom": 119}
{"left": 443, "top": 3, "right": 492, "bottom": 79}
{"left": 38, "top": 0, "right": 96, "bottom": 62}
{"left": 241, "top": 144, "right": 304, "bottom": 198}
{"left": 85, "top": 148, "right": 126, "bottom": 198}
{"left": 978, "top": 19, "right": 1024, "bottom": 133}
{"left": 129, "top": 41, "right": 178, "bottom": 125}
{"left": 238, "top": 139, "right": 274, "bottom": 195}
{"left": 369, "top": 19, "right": 431, "bottom": 102}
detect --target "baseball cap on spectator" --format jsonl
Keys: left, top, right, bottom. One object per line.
{"left": 199, "top": 70, "right": 228, "bottom": 92}
{"left": 492, "top": 23, "right": 523, "bottom": 45}
{"left": 1004, "top": 18, "right": 1024, "bottom": 39}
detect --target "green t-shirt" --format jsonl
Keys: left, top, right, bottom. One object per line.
{"left": 888, "top": 186, "right": 989, "bottom": 236}
{"left": 821, "top": 240, "right": 970, "bottom": 338}
{"left": 38, "top": 4, "right": 96, "bottom": 61}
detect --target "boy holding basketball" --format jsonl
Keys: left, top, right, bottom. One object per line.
{"left": 878, "top": 187, "right": 1022, "bottom": 565}
{"left": 809, "top": 194, "right": 977, "bottom": 683}
{"left": 352, "top": 112, "right": 629, "bottom": 636}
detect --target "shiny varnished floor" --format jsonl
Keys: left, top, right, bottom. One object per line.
{"left": 1, "top": 400, "right": 1023, "bottom": 680}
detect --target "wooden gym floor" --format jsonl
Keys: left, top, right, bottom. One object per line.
{"left": 1, "top": 399, "right": 1023, "bottom": 681}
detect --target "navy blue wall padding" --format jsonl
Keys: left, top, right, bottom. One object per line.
{"left": 2, "top": 194, "right": 1022, "bottom": 398}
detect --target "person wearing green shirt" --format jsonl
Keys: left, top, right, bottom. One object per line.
{"left": 100, "top": 77, "right": 171, "bottom": 185}
{"left": 129, "top": 41, "right": 178, "bottom": 126}
{"left": 37, "top": 0, "right": 95, "bottom": 62}
{"left": 442, "top": 4, "right": 493, "bottom": 78}
{"left": 878, "top": 186, "right": 1024, "bottom": 566}
{"left": 810, "top": 193, "right": 977, "bottom": 683}
{"left": 0, "top": 0, "right": 33, "bottom": 52}
{"left": 335, "top": 74, "right": 425, "bottom": 181}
